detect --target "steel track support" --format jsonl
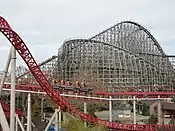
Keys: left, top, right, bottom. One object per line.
{"left": 157, "top": 95, "right": 162, "bottom": 124}
{"left": 21, "top": 93, "right": 25, "bottom": 124}
{"left": 0, "top": 103, "right": 10, "bottom": 131}
{"left": 55, "top": 109, "right": 58, "bottom": 131}
{"left": 0, "top": 46, "right": 12, "bottom": 95}
{"left": 15, "top": 115, "right": 18, "bottom": 131}
{"left": 10, "top": 46, "right": 16, "bottom": 131}
{"left": 0, "top": 46, "right": 12, "bottom": 131}
{"left": 15, "top": 114, "right": 25, "bottom": 131}
{"left": 109, "top": 96, "right": 112, "bottom": 122}
{"left": 44, "top": 111, "right": 57, "bottom": 131}
{"left": 44, "top": 108, "right": 60, "bottom": 131}
{"left": 58, "top": 107, "right": 62, "bottom": 130}
{"left": 27, "top": 93, "right": 31, "bottom": 131}
{"left": 84, "top": 102, "right": 87, "bottom": 128}
{"left": 41, "top": 97, "right": 44, "bottom": 120}
{"left": 133, "top": 96, "right": 136, "bottom": 124}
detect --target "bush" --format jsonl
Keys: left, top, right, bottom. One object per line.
{"left": 148, "top": 115, "right": 157, "bottom": 124}
{"left": 62, "top": 117, "right": 108, "bottom": 131}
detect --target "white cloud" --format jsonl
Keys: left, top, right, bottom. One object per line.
{"left": 0, "top": 0, "right": 175, "bottom": 69}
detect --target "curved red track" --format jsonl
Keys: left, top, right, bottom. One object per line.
{"left": 0, "top": 100, "right": 24, "bottom": 117}
{"left": 0, "top": 16, "right": 174, "bottom": 131}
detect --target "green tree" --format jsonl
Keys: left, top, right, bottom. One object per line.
{"left": 148, "top": 115, "right": 157, "bottom": 124}
{"left": 169, "top": 118, "right": 175, "bottom": 124}
{"left": 142, "top": 102, "right": 149, "bottom": 116}
{"left": 32, "top": 99, "right": 40, "bottom": 117}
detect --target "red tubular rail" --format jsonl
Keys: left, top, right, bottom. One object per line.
{"left": 0, "top": 100, "right": 24, "bottom": 117}
{"left": 3, "top": 83, "right": 41, "bottom": 91}
{"left": 3, "top": 83, "right": 175, "bottom": 98}
{"left": 95, "top": 91, "right": 175, "bottom": 96}
{"left": 0, "top": 16, "right": 175, "bottom": 131}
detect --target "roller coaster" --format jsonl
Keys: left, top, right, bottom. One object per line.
{"left": 0, "top": 15, "right": 175, "bottom": 131}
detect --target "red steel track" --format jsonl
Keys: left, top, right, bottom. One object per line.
{"left": 0, "top": 16, "right": 175, "bottom": 131}
{"left": 0, "top": 100, "right": 24, "bottom": 117}
{"left": 95, "top": 91, "right": 175, "bottom": 98}
{"left": 2, "top": 83, "right": 175, "bottom": 98}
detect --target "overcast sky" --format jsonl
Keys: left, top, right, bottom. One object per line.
{"left": 0, "top": 0, "right": 175, "bottom": 70}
